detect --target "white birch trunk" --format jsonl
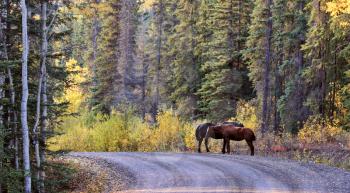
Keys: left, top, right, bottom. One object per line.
{"left": 20, "top": 0, "right": 32, "bottom": 192}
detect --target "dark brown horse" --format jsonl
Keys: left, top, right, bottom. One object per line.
{"left": 196, "top": 122, "right": 244, "bottom": 153}
{"left": 195, "top": 123, "right": 215, "bottom": 153}
{"left": 205, "top": 125, "right": 256, "bottom": 156}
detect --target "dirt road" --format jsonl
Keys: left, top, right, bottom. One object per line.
{"left": 70, "top": 152, "right": 350, "bottom": 193}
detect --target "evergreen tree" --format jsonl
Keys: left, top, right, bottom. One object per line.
{"left": 87, "top": 0, "right": 121, "bottom": 113}
{"left": 245, "top": 0, "right": 273, "bottom": 132}
{"left": 197, "top": 0, "right": 253, "bottom": 122}
{"left": 168, "top": 0, "right": 200, "bottom": 119}
{"left": 277, "top": 0, "right": 310, "bottom": 133}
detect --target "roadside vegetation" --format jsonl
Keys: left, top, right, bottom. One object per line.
{"left": 50, "top": 82, "right": 350, "bottom": 170}
{"left": 1, "top": 1, "right": 350, "bottom": 192}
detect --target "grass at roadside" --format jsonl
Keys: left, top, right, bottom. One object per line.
{"left": 46, "top": 156, "right": 108, "bottom": 193}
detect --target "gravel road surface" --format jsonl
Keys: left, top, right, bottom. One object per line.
{"left": 70, "top": 152, "right": 350, "bottom": 193}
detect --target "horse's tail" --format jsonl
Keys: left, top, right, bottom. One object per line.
{"left": 195, "top": 125, "right": 201, "bottom": 141}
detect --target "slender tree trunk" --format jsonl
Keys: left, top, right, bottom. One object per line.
{"left": 33, "top": 48, "right": 44, "bottom": 193}
{"left": 0, "top": 8, "right": 6, "bottom": 192}
{"left": 227, "top": 0, "right": 234, "bottom": 54}
{"left": 0, "top": 4, "right": 6, "bottom": 191}
{"left": 140, "top": 15, "right": 148, "bottom": 120}
{"left": 262, "top": 0, "right": 273, "bottom": 135}
{"left": 39, "top": 2, "right": 48, "bottom": 192}
{"left": 32, "top": 2, "right": 49, "bottom": 192}
{"left": 189, "top": 3, "right": 197, "bottom": 118}
{"left": 273, "top": 3, "right": 285, "bottom": 134}
{"left": 330, "top": 41, "right": 337, "bottom": 122}
{"left": 141, "top": 61, "right": 147, "bottom": 120}
{"left": 152, "top": 0, "right": 163, "bottom": 122}
{"left": 237, "top": 0, "right": 242, "bottom": 68}
{"left": 0, "top": 70, "right": 4, "bottom": 193}
{"left": 20, "top": 0, "right": 32, "bottom": 192}
{"left": 91, "top": 0, "right": 100, "bottom": 88}
{"left": 274, "top": 47, "right": 283, "bottom": 134}
{"left": 295, "top": 0, "right": 305, "bottom": 129}
{"left": 40, "top": 64, "right": 47, "bottom": 193}
{"left": 8, "top": 68, "right": 19, "bottom": 170}
{"left": 137, "top": 11, "right": 148, "bottom": 120}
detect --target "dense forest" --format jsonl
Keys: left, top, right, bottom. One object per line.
{"left": 0, "top": 0, "right": 349, "bottom": 192}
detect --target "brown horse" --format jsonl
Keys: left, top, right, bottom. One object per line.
{"left": 205, "top": 125, "right": 256, "bottom": 156}
{"left": 196, "top": 122, "right": 244, "bottom": 153}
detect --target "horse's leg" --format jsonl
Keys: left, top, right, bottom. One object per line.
{"left": 246, "top": 140, "right": 254, "bottom": 156}
{"left": 198, "top": 138, "right": 202, "bottom": 153}
{"left": 222, "top": 139, "right": 226, "bottom": 154}
{"left": 226, "top": 139, "right": 230, "bottom": 154}
{"left": 205, "top": 137, "right": 210, "bottom": 152}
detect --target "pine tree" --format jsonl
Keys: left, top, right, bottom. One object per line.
{"left": 302, "top": 0, "right": 332, "bottom": 118}
{"left": 197, "top": 0, "right": 253, "bottom": 122}
{"left": 277, "top": 0, "right": 309, "bottom": 133}
{"left": 245, "top": 0, "right": 273, "bottom": 132}
{"left": 89, "top": 0, "right": 121, "bottom": 113}
{"left": 116, "top": 0, "right": 140, "bottom": 104}
{"left": 167, "top": 0, "right": 200, "bottom": 119}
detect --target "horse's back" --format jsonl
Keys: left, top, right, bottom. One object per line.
{"left": 221, "top": 126, "right": 256, "bottom": 141}
{"left": 223, "top": 121, "right": 244, "bottom": 127}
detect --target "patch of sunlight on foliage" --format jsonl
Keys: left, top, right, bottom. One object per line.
{"left": 142, "top": 0, "right": 155, "bottom": 10}
{"left": 55, "top": 58, "right": 88, "bottom": 113}
{"left": 32, "top": 14, "right": 40, "bottom": 20}
{"left": 298, "top": 115, "right": 343, "bottom": 144}
{"left": 232, "top": 99, "right": 259, "bottom": 131}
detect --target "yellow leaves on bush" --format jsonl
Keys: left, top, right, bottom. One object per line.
{"left": 182, "top": 122, "right": 196, "bottom": 151}
{"left": 234, "top": 100, "right": 259, "bottom": 131}
{"left": 50, "top": 109, "right": 198, "bottom": 152}
{"left": 298, "top": 115, "right": 343, "bottom": 144}
{"left": 152, "top": 110, "right": 184, "bottom": 151}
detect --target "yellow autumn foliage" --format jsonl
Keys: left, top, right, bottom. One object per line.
{"left": 232, "top": 100, "right": 259, "bottom": 131}
{"left": 298, "top": 115, "right": 343, "bottom": 144}
{"left": 55, "top": 58, "right": 88, "bottom": 113}
{"left": 326, "top": 0, "right": 350, "bottom": 28}
{"left": 49, "top": 109, "right": 198, "bottom": 152}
